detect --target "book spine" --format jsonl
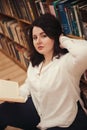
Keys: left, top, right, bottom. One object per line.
{"left": 58, "top": 3, "right": 72, "bottom": 34}
{"left": 52, "top": 0, "right": 61, "bottom": 17}
{"left": 65, "top": 5, "right": 80, "bottom": 36}
{"left": 73, "top": 5, "right": 83, "bottom": 37}
{"left": 48, "top": 4, "right": 57, "bottom": 17}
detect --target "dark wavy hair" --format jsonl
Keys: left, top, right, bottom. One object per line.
{"left": 27, "top": 13, "right": 68, "bottom": 67}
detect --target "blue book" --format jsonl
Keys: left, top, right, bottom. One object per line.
{"left": 58, "top": 2, "right": 72, "bottom": 34}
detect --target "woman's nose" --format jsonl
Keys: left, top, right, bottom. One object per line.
{"left": 37, "top": 37, "right": 41, "bottom": 44}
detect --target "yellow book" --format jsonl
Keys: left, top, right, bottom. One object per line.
{"left": 0, "top": 79, "right": 26, "bottom": 103}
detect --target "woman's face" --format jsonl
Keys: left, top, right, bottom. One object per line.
{"left": 32, "top": 26, "right": 54, "bottom": 57}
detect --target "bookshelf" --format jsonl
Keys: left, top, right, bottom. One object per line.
{"left": 0, "top": 0, "right": 87, "bottom": 88}
{"left": 32, "top": 0, "right": 87, "bottom": 40}
{"left": 0, "top": 0, "right": 39, "bottom": 70}
{"left": 0, "top": 0, "right": 87, "bottom": 68}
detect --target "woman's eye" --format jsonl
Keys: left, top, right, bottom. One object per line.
{"left": 41, "top": 34, "right": 47, "bottom": 38}
{"left": 33, "top": 36, "right": 37, "bottom": 40}
{"left": 32, "top": 33, "right": 47, "bottom": 41}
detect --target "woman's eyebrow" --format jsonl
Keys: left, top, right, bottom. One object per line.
{"left": 33, "top": 31, "right": 45, "bottom": 36}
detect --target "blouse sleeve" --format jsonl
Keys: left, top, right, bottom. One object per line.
{"left": 59, "top": 36, "right": 87, "bottom": 74}
{"left": 19, "top": 64, "right": 31, "bottom": 99}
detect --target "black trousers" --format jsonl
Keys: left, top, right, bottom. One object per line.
{"left": 0, "top": 97, "right": 87, "bottom": 130}
{"left": 0, "top": 97, "right": 40, "bottom": 130}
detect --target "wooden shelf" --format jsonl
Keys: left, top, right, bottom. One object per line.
{"left": 0, "top": 49, "right": 27, "bottom": 71}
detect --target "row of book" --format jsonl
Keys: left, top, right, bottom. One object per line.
{"left": 35, "top": 0, "right": 87, "bottom": 39}
{"left": 0, "top": 0, "right": 87, "bottom": 38}
{"left": 0, "top": 0, "right": 38, "bottom": 22}
{"left": 0, "top": 34, "right": 29, "bottom": 69}
{"left": 0, "top": 16, "right": 30, "bottom": 49}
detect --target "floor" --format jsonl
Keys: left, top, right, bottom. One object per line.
{"left": 0, "top": 51, "right": 27, "bottom": 130}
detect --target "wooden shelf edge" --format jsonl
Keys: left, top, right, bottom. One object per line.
{"left": 0, "top": 49, "right": 27, "bottom": 72}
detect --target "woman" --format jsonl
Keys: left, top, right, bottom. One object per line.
{"left": 0, "top": 13, "right": 87, "bottom": 130}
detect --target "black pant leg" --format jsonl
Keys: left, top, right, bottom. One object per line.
{"left": 0, "top": 97, "right": 40, "bottom": 129}
{"left": 69, "top": 102, "right": 87, "bottom": 130}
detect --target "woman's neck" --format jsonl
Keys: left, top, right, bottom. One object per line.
{"left": 43, "top": 53, "right": 53, "bottom": 66}
{"left": 43, "top": 55, "right": 53, "bottom": 67}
